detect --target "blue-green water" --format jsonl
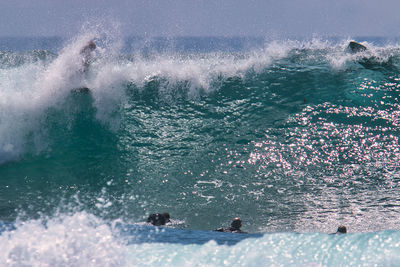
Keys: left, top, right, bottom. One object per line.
{"left": 2, "top": 35, "right": 400, "bottom": 266}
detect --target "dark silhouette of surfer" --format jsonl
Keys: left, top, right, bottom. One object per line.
{"left": 147, "top": 213, "right": 171, "bottom": 226}
{"left": 330, "top": 225, "right": 347, "bottom": 235}
{"left": 336, "top": 225, "right": 347, "bottom": 234}
{"left": 214, "top": 217, "right": 247, "bottom": 233}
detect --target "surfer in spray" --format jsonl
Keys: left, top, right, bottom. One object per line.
{"left": 80, "top": 40, "right": 97, "bottom": 73}
{"left": 68, "top": 40, "right": 96, "bottom": 93}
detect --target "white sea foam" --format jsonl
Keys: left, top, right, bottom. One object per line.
{"left": 0, "top": 212, "right": 125, "bottom": 266}
{"left": 2, "top": 211, "right": 400, "bottom": 266}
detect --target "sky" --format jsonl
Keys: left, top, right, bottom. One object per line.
{"left": 1, "top": 0, "right": 400, "bottom": 38}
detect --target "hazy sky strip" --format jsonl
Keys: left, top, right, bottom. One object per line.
{"left": 0, "top": 0, "right": 399, "bottom": 37}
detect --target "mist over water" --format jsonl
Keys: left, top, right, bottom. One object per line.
{"left": 2, "top": 30, "right": 400, "bottom": 265}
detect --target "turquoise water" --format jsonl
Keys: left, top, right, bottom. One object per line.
{"left": 1, "top": 34, "right": 400, "bottom": 265}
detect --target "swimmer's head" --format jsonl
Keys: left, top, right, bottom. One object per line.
{"left": 337, "top": 225, "right": 347, "bottom": 234}
{"left": 231, "top": 217, "right": 242, "bottom": 229}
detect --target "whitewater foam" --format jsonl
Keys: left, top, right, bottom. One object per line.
{"left": 0, "top": 212, "right": 125, "bottom": 266}
{"left": 2, "top": 212, "right": 400, "bottom": 266}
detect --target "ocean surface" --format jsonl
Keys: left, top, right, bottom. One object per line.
{"left": 1, "top": 34, "right": 400, "bottom": 266}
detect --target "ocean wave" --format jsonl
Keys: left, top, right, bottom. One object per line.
{"left": 2, "top": 36, "right": 400, "bottom": 235}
